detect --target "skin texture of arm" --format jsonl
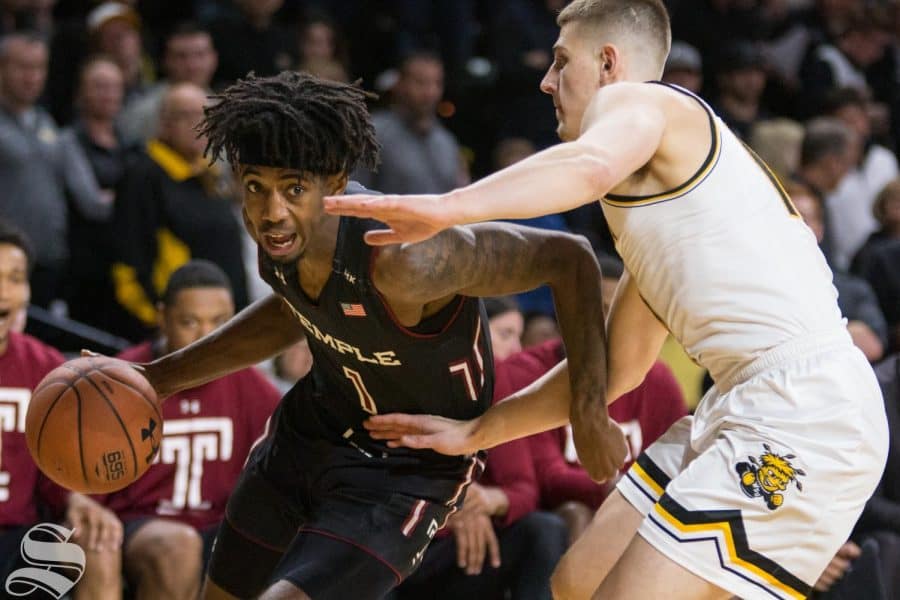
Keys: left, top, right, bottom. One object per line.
{"left": 322, "top": 83, "right": 666, "bottom": 245}
{"left": 142, "top": 294, "right": 305, "bottom": 399}
{"left": 373, "top": 223, "right": 626, "bottom": 482}
{"left": 605, "top": 271, "right": 670, "bottom": 403}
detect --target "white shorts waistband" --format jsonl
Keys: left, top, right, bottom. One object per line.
{"left": 716, "top": 329, "right": 853, "bottom": 395}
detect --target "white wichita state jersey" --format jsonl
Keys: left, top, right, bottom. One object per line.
{"left": 602, "top": 83, "right": 845, "bottom": 385}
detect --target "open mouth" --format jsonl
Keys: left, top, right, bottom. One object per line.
{"left": 0, "top": 308, "right": 11, "bottom": 326}
{"left": 262, "top": 232, "right": 299, "bottom": 257}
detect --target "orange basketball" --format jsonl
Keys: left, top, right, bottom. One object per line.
{"left": 25, "top": 355, "right": 162, "bottom": 494}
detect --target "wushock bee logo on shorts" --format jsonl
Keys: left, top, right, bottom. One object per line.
{"left": 735, "top": 444, "right": 806, "bottom": 510}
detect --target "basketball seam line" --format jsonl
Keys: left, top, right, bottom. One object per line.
{"left": 35, "top": 380, "right": 77, "bottom": 465}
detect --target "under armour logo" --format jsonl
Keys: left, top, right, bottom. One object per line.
{"left": 141, "top": 418, "right": 159, "bottom": 464}
{"left": 343, "top": 270, "right": 356, "bottom": 284}
{"left": 5, "top": 523, "right": 85, "bottom": 598}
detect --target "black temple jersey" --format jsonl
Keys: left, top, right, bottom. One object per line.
{"left": 258, "top": 188, "right": 493, "bottom": 466}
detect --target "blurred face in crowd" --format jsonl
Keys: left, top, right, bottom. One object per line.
{"left": 0, "top": 37, "right": 47, "bottom": 110}
{"left": 95, "top": 19, "right": 142, "bottom": 80}
{"left": 489, "top": 309, "right": 524, "bottom": 361}
{"left": 878, "top": 188, "right": 900, "bottom": 233}
{"left": 395, "top": 57, "right": 444, "bottom": 121}
{"left": 522, "top": 314, "right": 560, "bottom": 348}
{"left": 540, "top": 23, "right": 606, "bottom": 142}
{"left": 0, "top": 243, "right": 29, "bottom": 356}
{"left": 164, "top": 32, "right": 217, "bottom": 88}
{"left": 240, "top": 165, "right": 347, "bottom": 264}
{"left": 663, "top": 68, "right": 702, "bottom": 94}
{"left": 160, "top": 286, "right": 234, "bottom": 353}
{"left": 793, "top": 191, "right": 825, "bottom": 244}
{"left": 832, "top": 102, "right": 870, "bottom": 140}
{"left": 840, "top": 29, "right": 888, "bottom": 69}
{"left": 237, "top": 0, "right": 283, "bottom": 23}
{"left": 719, "top": 67, "right": 766, "bottom": 103}
{"left": 302, "top": 22, "right": 336, "bottom": 62}
{"left": 158, "top": 83, "right": 208, "bottom": 160}
{"left": 78, "top": 58, "right": 124, "bottom": 121}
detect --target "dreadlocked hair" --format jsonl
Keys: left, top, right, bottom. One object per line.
{"left": 199, "top": 71, "right": 380, "bottom": 176}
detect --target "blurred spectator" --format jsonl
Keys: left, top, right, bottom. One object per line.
{"left": 354, "top": 51, "right": 467, "bottom": 194}
{"left": 795, "top": 116, "right": 858, "bottom": 262}
{"left": 849, "top": 353, "right": 900, "bottom": 599}
{"left": 488, "top": 0, "right": 562, "bottom": 147}
{"left": 822, "top": 87, "right": 899, "bottom": 270}
{"left": 388, "top": 0, "right": 476, "bottom": 83}
{"left": 749, "top": 118, "right": 805, "bottom": 182}
{"left": 852, "top": 179, "right": 900, "bottom": 275}
{"left": 799, "top": 10, "right": 889, "bottom": 117}
{"left": 790, "top": 181, "right": 887, "bottom": 362}
{"left": 108, "top": 260, "right": 280, "bottom": 598}
{"left": 711, "top": 42, "right": 770, "bottom": 140}
{"left": 484, "top": 296, "right": 523, "bottom": 361}
{"left": 522, "top": 313, "right": 559, "bottom": 349}
{"left": 0, "top": 221, "right": 122, "bottom": 600}
{"left": 87, "top": 2, "right": 153, "bottom": 104}
{"left": 268, "top": 336, "right": 314, "bottom": 394}
{"left": 206, "top": 0, "right": 295, "bottom": 86}
{"left": 662, "top": 40, "right": 702, "bottom": 95}
{"left": 111, "top": 83, "right": 247, "bottom": 341}
{"left": 856, "top": 240, "right": 900, "bottom": 353}
{"left": 61, "top": 55, "right": 139, "bottom": 334}
{"left": 297, "top": 56, "right": 349, "bottom": 82}
{"left": 297, "top": 11, "right": 349, "bottom": 73}
{"left": 0, "top": 32, "right": 106, "bottom": 308}
{"left": 119, "top": 21, "right": 218, "bottom": 144}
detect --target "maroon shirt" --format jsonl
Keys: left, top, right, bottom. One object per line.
{"left": 0, "top": 332, "right": 68, "bottom": 527}
{"left": 104, "top": 342, "right": 281, "bottom": 529}
{"left": 495, "top": 340, "right": 688, "bottom": 510}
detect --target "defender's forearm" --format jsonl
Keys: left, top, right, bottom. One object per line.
{"left": 447, "top": 142, "right": 610, "bottom": 225}
{"left": 472, "top": 361, "right": 572, "bottom": 449}
{"left": 144, "top": 295, "right": 303, "bottom": 398}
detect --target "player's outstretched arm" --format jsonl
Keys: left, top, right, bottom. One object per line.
{"left": 142, "top": 295, "right": 304, "bottom": 399}
{"left": 373, "top": 223, "right": 626, "bottom": 482}
{"left": 323, "top": 83, "right": 666, "bottom": 246}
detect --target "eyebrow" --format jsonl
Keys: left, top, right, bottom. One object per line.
{"left": 241, "top": 168, "right": 304, "bottom": 180}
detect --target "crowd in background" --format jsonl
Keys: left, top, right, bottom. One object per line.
{"left": 0, "top": 0, "right": 899, "bottom": 598}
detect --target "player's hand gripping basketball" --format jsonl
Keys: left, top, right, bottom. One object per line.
{"left": 364, "top": 413, "right": 482, "bottom": 455}
{"left": 570, "top": 412, "right": 628, "bottom": 484}
{"left": 323, "top": 193, "right": 458, "bottom": 245}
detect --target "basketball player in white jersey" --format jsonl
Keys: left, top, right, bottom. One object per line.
{"left": 324, "top": 1, "right": 889, "bottom": 598}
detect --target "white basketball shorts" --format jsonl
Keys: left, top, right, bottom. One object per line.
{"left": 616, "top": 331, "right": 889, "bottom": 600}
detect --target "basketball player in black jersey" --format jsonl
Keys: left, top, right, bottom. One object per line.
{"left": 137, "top": 71, "right": 619, "bottom": 600}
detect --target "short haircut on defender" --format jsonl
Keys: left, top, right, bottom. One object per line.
{"left": 557, "top": 0, "right": 671, "bottom": 72}
{"left": 199, "top": 71, "right": 379, "bottom": 177}
{"left": 162, "top": 259, "right": 232, "bottom": 307}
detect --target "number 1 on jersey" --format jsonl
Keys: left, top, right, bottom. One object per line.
{"left": 344, "top": 366, "right": 377, "bottom": 414}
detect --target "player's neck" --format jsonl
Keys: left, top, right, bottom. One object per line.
{"left": 0, "top": 332, "right": 9, "bottom": 356}
{"left": 295, "top": 216, "right": 341, "bottom": 302}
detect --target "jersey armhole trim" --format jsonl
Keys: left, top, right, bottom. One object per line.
{"left": 604, "top": 82, "right": 721, "bottom": 207}
{"left": 367, "top": 247, "right": 467, "bottom": 340}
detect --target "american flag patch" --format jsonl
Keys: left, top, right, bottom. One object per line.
{"left": 341, "top": 302, "right": 367, "bottom": 317}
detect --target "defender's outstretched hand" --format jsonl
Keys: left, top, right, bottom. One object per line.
{"left": 323, "top": 194, "right": 458, "bottom": 245}
{"left": 364, "top": 413, "right": 481, "bottom": 455}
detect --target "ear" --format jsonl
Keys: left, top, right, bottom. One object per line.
{"left": 598, "top": 44, "right": 619, "bottom": 81}
{"left": 327, "top": 172, "right": 349, "bottom": 196}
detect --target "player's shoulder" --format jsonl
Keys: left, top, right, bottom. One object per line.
{"left": 7, "top": 332, "right": 65, "bottom": 374}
